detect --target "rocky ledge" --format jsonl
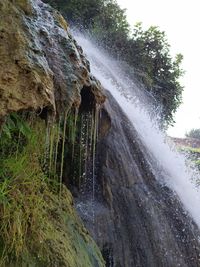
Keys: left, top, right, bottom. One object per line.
{"left": 0, "top": 0, "right": 105, "bottom": 122}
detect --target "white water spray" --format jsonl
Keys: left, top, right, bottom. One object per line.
{"left": 75, "top": 33, "right": 200, "bottom": 228}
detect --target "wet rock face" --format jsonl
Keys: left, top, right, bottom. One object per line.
{"left": 0, "top": 0, "right": 105, "bottom": 120}
{"left": 0, "top": 1, "right": 106, "bottom": 265}
{"left": 78, "top": 92, "right": 200, "bottom": 267}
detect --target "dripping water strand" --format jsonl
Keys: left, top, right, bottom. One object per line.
{"left": 44, "top": 122, "right": 50, "bottom": 174}
{"left": 49, "top": 123, "right": 55, "bottom": 176}
{"left": 54, "top": 117, "right": 61, "bottom": 177}
{"left": 92, "top": 105, "right": 99, "bottom": 226}
{"left": 72, "top": 108, "right": 78, "bottom": 162}
{"left": 60, "top": 111, "right": 67, "bottom": 198}
{"left": 79, "top": 113, "right": 83, "bottom": 189}
{"left": 84, "top": 114, "right": 89, "bottom": 183}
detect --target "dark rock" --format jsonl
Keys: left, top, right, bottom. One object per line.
{"left": 78, "top": 92, "right": 200, "bottom": 267}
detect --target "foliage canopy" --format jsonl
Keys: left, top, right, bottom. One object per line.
{"left": 186, "top": 129, "right": 200, "bottom": 140}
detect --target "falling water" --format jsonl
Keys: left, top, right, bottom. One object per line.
{"left": 74, "top": 33, "right": 200, "bottom": 229}
{"left": 74, "top": 107, "right": 99, "bottom": 227}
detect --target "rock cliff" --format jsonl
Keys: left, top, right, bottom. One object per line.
{"left": 0, "top": 0, "right": 104, "bottom": 120}
{"left": 0, "top": 0, "right": 105, "bottom": 266}
{"left": 2, "top": 1, "right": 200, "bottom": 267}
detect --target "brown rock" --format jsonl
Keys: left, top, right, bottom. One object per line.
{"left": 0, "top": 0, "right": 105, "bottom": 122}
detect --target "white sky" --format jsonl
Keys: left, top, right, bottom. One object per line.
{"left": 117, "top": 0, "right": 200, "bottom": 137}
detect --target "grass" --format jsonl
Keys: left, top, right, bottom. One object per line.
{"left": 0, "top": 112, "right": 105, "bottom": 267}
{"left": 0, "top": 118, "right": 50, "bottom": 264}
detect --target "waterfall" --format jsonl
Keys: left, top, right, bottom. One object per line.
{"left": 74, "top": 33, "right": 200, "bottom": 229}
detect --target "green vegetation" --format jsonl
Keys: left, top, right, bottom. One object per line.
{"left": 127, "top": 24, "right": 183, "bottom": 126}
{"left": 186, "top": 128, "right": 200, "bottom": 140}
{"left": 179, "top": 146, "right": 200, "bottom": 171}
{"left": 0, "top": 112, "right": 104, "bottom": 266}
{"left": 44, "top": 0, "right": 184, "bottom": 127}
{"left": 180, "top": 147, "right": 200, "bottom": 154}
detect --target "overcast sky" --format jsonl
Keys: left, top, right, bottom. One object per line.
{"left": 117, "top": 0, "right": 200, "bottom": 137}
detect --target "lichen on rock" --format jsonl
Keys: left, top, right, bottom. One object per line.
{"left": 0, "top": 0, "right": 105, "bottom": 121}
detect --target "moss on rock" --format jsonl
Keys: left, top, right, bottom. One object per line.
{"left": 0, "top": 115, "right": 105, "bottom": 267}
{"left": 0, "top": 0, "right": 106, "bottom": 265}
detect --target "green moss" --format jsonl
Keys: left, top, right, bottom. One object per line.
{"left": 180, "top": 146, "right": 200, "bottom": 153}
{"left": 195, "top": 159, "right": 200, "bottom": 164}
{"left": 0, "top": 113, "right": 105, "bottom": 267}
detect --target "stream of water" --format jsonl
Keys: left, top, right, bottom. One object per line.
{"left": 74, "top": 33, "right": 200, "bottom": 229}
